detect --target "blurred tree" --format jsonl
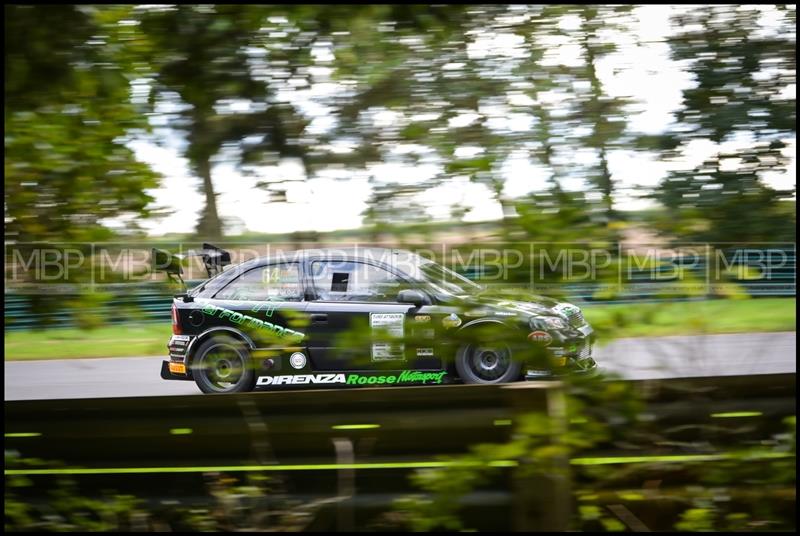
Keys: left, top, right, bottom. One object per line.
{"left": 654, "top": 4, "right": 796, "bottom": 243}
{"left": 573, "top": 5, "right": 637, "bottom": 226}
{"left": 135, "top": 5, "right": 462, "bottom": 239}
{"left": 657, "top": 145, "right": 795, "bottom": 242}
{"left": 136, "top": 5, "right": 310, "bottom": 238}
{"left": 320, "top": 5, "right": 645, "bottom": 239}
{"left": 508, "top": 5, "right": 639, "bottom": 238}
{"left": 317, "top": 4, "right": 486, "bottom": 232}
{"left": 4, "top": 4, "right": 161, "bottom": 243}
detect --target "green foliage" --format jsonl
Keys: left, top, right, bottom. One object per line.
{"left": 66, "top": 291, "right": 114, "bottom": 331}
{"left": 392, "top": 373, "right": 795, "bottom": 531}
{"left": 136, "top": 5, "right": 290, "bottom": 238}
{"left": 5, "top": 453, "right": 145, "bottom": 532}
{"left": 4, "top": 452, "right": 324, "bottom": 531}
{"left": 654, "top": 5, "right": 796, "bottom": 244}
{"left": 654, "top": 145, "right": 796, "bottom": 243}
{"left": 4, "top": 5, "right": 161, "bottom": 243}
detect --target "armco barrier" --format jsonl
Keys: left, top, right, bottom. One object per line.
{"left": 4, "top": 381, "right": 567, "bottom": 531}
{"left": 4, "top": 374, "right": 796, "bottom": 531}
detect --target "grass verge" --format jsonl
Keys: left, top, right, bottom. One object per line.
{"left": 582, "top": 297, "right": 796, "bottom": 339}
{"left": 5, "top": 324, "right": 171, "bottom": 360}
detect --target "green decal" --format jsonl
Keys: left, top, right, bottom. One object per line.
{"left": 398, "top": 370, "right": 447, "bottom": 384}
{"left": 201, "top": 304, "right": 304, "bottom": 340}
{"left": 344, "top": 371, "right": 447, "bottom": 385}
{"left": 251, "top": 303, "right": 276, "bottom": 317}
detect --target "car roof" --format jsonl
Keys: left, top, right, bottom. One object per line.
{"left": 246, "top": 247, "right": 418, "bottom": 263}
{"left": 226, "top": 247, "right": 426, "bottom": 276}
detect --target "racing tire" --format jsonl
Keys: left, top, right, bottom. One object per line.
{"left": 191, "top": 335, "right": 256, "bottom": 394}
{"left": 454, "top": 342, "right": 522, "bottom": 384}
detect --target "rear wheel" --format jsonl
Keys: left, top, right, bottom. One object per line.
{"left": 192, "top": 336, "right": 255, "bottom": 394}
{"left": 455, "top": 342, "right": 522, "bottom": 384}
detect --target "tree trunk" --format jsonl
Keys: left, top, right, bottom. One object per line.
{"left": 582, "top": 25, "right": 616, "bottom": 225}
{"left": 195, "top": 157, "right": 222, "bottom": 239}
{"left": 598, "top": 147, "right": 615, "bottom": 223}
{"left": 533, "top": 100, "right": 562, "bottom": 191}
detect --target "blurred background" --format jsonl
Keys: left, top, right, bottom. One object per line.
{"left": 4, "top": 4, "right": 796, "bottom": 532}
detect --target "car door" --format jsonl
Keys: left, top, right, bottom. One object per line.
{"left": 210, "top": 261, "right": 309, "bottom": 348}
{"left": 304, "top": 258, "right": 440, "bottom": 371}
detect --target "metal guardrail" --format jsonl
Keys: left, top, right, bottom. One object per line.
{"left": 5, "top": 381, "right": 567, "bottom": 531}
{"left": 5, "top": 374, "right": 795, "bottom": 531}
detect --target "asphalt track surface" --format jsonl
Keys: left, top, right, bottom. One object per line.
{"left": 4, "top": 332, "right": 796, "bottom": 401}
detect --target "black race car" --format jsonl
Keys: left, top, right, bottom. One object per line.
{"left": 155, "top": 245, "right": 596, "bottom": 393}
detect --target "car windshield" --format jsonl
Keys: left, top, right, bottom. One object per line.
{"left": 415, "top": 260, "right": 483, "bottom": 298}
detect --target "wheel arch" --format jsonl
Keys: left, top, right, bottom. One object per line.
{"left": 449, "top": 318, "right": 521, "bottom": 360}
{"left": 457, "top": 317, "right": 528, "bottom": 341}
{"left": 453, "top": 317, "right": 525, "bottom": 384}
{"left": 186, "top": 327, "right": 256, "bottom": 365}
{"left": 458, "top": 317, "right": 513, "bottom": 332}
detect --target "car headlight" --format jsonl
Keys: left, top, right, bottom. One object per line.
{"left": 529, "top": 316, "right": 568, "bottom": 330}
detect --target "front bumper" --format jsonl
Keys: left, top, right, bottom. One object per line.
{"left": 525, "top": 355, "right": 598, "bottom": 380}
{"left": 525, "top": 323, "right": 596, "bottom": 379}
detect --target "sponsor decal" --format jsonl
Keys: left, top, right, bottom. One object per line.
{"left": 370, "top": 313, "right": 405, "bottom": 361}
{"left": 413, "top": 315, "right": 431, "bottom": 322}
{"left": 371, "top": 343, "right": 405, "bottom": 361}
{"left": 370, "top": 313, "right": 404, "bottom": 332}
{"left": 346, "top": 374, "right": 397, "bottom": 385}
{"left": 250, "top": 302, "right": 277, "bottom": 317}
{"left": 528, "top": 330, "right": 552, "bottom": 345}
{"left": 256, "top": 370, "right": 448, "bottom": 387}
{"left": 219, "top": 290, "right": 277, "bottom": 317}
{"left": 346, "top": 371, "right": 447, "bottom": 385}
{"left": 416, "top": 347, "right": 434, "bottom": 357}
{"left": 397, "top": 370, "right": 447, "bottom": 384}
{"left": 289, "top": 352, "right": 307, "bottom": 369}
{"left": 201, "top": 303, "right": 304, "bottom": 341}
{"left": 442, "top": 313, "right": 462, "bottom": 328}
{"left": 257, "top": 373, "right": 347, "bottom": 386}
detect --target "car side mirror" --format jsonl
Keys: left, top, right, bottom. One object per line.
{"left": 397, "top": 289, "right": 428, "bottom": 307}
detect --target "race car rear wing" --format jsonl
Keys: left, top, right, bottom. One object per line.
{"left": 151, "top": 243, "right": 232, "bottom": 291}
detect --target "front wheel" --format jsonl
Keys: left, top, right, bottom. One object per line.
{"left": 454, "top": 342, "right": 522, "bottom": 384}
{"left": 191, "top": 336, "right": 256, "bottom": 394}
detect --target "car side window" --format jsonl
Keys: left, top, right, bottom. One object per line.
{"left": 311, "top": 260, "right": 405, "bottom": 302}
{"left": 215, "top": 263, "right": 302, "bottom": 302}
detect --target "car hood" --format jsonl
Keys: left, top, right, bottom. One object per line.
{"left": 447, "top": 291, "right": 567, "bottom": 318}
